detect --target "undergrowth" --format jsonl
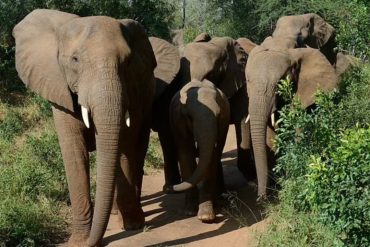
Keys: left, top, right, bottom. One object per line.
{"left": 259, "top": 64, "right": 370, "bottom": 246}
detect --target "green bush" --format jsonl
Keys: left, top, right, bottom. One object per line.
{"left": 306, "top": 127, "right": 370, "bottom": 246}
{"left": 0, "top": 123, "right": 68, "bottom": 246}
{"left": 144, "top": 133, "right": 164, "bottom": 171}
{"left": 271, "top": 64, "right": 370, "bottom": 246}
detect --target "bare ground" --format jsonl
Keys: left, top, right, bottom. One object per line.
{"left": 102, "top": 126, "right": 268, "bottom": 247}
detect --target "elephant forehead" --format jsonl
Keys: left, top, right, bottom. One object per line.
{"left": 274, "top": 15, "right": 307, "bottom": 37}
{"left": 62, "top": 16, "right": 121, "bottom": 39}
{"left": 184, "top": 42, "right": 227, "bottom": 79}
{"left": 247, "top": 50, "right": 291, "bottom": 84}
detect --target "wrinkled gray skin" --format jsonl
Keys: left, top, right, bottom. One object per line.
{"left": 170, "top": 79, "right": 230, "bottom": 223}
{"left": 246, "top": 13, "right": 338, "bottom": 199}
{"left": 13, "top": 9, "right": 159, "bottom": 247}
{"left": 150, "top": 35, "right": 255, "bottom": 195}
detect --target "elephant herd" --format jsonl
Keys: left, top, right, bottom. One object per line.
{"left": 11, "top": 9, "right": 352, "bottom": 247}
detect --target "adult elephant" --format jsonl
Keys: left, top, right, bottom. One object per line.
{"left": 12, "top": 9, "right": 178, "bottom": 247}
{"left": 150, "top": 35, "right": 255, "bottom": 192}
{"left": 246, "top": 36, "right": 338, "bottom": 199}
{"left": 272, "top": 13, "right": 337, "bottom": 64}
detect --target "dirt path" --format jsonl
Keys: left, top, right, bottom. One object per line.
{"left": 102, "top": 126, "right": 267, "bottom": 246}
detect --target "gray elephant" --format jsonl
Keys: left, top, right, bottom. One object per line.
{"left": 150, "top": 35, "right": 255, "bottom": 193}
{"left": 273, "top": 13, "right": 337, "bottom": 64}
{"left": 170, "top": 79, "right": 230, "bottom": 223}
{"left": 13, "top": 9, "right": 176, "bottom": 247}
{"left": 245, "top": 14, "right": 338, "bottom": 200}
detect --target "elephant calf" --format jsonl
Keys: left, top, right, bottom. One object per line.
{"left": 170, "top": 79, "right": 230, "bottom": 222}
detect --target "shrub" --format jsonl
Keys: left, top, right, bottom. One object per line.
{"left": 0, "top": 121, "right": 68, "bottom": 245}
{"left": 306, "top": 127, "right": 370, "bottom": 246}
{"left": 271, "top": 64, "right": 370, "bottom": 246}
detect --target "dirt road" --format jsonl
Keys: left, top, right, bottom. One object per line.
{"left": 102, "top": 126, "right": 267, "bottom": 246}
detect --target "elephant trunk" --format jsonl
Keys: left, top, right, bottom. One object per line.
{"left": 249, "top": 95, "right": 271, "bottom": 199}
{"left": 173, "top": 120, "right": 217, "bottom": 192}
{"left": 87, "top": 78, "right": 124, "bottom": 246}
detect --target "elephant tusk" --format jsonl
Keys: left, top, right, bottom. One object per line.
{"left": 245, "top": 114, "right": 250, "bottom": 124}
{"left": 81, "top": 106, "right": 90, "bottom": 128}
{"left": 125, "top": 110, "right": 130, "bottom": 127}
{"left": 173, "top": 181, "right": 193, "bottom": 192}
{"left": 271, "top": 112, "right": 276, "bottom": 129}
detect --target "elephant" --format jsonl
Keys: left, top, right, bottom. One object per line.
{"left": 246, "top": 34, "right": 338, "bottom": 199}
{"left": 149, "top": 35, "right": 256, "bottom": 193}
{"left": 13, "top": 9, "right": 177, "bottom": 247}
{"left": 170, "top": 79, "right": 230, "bottom": 223}
{"left": 272, "top": 13, "right": 337, "bottom": 65}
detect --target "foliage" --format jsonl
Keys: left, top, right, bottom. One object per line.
{"left": 181, "top": 0, "right": 370, "bottom": 59}
{"left": 269, "top": 64, "right": 370, "bottom": 246}
{"left": 306, "top": 127, "right": 370, "bottom": 246}
{"left": 0, "top": 123, "right": 68, "bottom": 246}
{"left": 258, "top": 203, "right": 343, "bottom": 247}
{"left": 144, "top": 132, "right": 164, "bottom": 172}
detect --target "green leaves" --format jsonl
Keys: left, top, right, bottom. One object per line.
{"left": 273, "top": 64, "right": 370, "bottom": 246}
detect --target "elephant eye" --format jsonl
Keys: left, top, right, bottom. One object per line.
{"left": 71, "top": 55, "right": 79, "bottom": 63}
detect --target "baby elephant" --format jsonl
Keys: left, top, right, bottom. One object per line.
{"left": 170, "top": 79, "right": 230, "bottom": 222}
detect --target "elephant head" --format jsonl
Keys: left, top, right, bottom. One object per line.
{"left": 13, "top": 9, "right": 157, "bottom": 246}
{"left": 273, "top": 13, "right": 337, "bottom": 64}
{"left": 246, "top": 37, "right": 338, "bottom": 199}
{"left": 183, "top": 36, "right": 248, "bottom": 99}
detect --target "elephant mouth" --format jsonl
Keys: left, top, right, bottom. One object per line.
{"left": 245, "top": 111, "right": 278, "bottom": 130}
{"left": 80, "top": 105, "right": 130, "bottom": 129}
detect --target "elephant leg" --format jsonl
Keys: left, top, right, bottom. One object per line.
{"left": 215, "top": 123, "right": 228, "bottom": 197}
{"left": 135, "top": 126, "right": 151, "bottom": 198}
{"left": 157, "top": 126, "right": 181, "bottom": 192}
{"left": 235, "top": 122, "right": 256, "bottom": 181}
{"left": 176, "top": 137, "right": 198, "bottom": 216}
{"left": 52, "top": 107, "right": 92, "bottom": 244}
{"left": 115, "top": 152, "right": 144, "bottom": 231}
{"left": 198, "top": 153, "right": 217, "bottom": 223}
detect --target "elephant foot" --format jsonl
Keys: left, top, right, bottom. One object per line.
{"left": 121, "top": 208, "right": 145, "bottom": 231}
{"left": 197, "top": 201, "right": 215, "bottom": 223}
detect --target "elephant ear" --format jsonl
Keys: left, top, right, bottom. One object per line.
{"left": 290, "top": 48, "right": 338, "bottom": 107}
{"left": 119, "top": 19, "right": 157, "bottom": 93}
{"left": 13, "top": 9, "right": 78, "bottom": 112}
{"left": 304, "top": 13, "right": 335, "bottom": 49}
{"left": 211, "top": 37, "right": 247, "bottom": 98}
{"left": 149, "top": 37, "right": 180, "bottom": 99}
{"left": 236, "top": 37, "right": 257, "bottom": 54}
{"left": 194, "top": 32, "right": 211, "bottom": 42}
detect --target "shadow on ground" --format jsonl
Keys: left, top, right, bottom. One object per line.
{"left": 103, "top": 147, "right": 266, "bottom": 246}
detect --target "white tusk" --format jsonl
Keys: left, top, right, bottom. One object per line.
{"left": 245, "top": 114, "right": 250, "bottom": 124}
{"left": 271, "top": 112, "right": 276, "bottom": 128}
{"left": 81, "top": 106, "right": 90, "bottom": 128}
{"left": 125, "top": 110, "right": 130, "bottom": 127}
